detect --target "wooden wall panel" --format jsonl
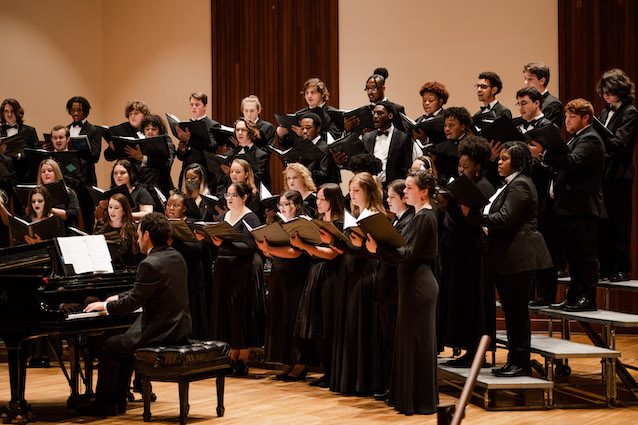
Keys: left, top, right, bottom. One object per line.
{"left": 210, "top": 0, "right": 339, "bottom": 194}
{"left": 559, "top": 0, "right": 638, "bottom": 315}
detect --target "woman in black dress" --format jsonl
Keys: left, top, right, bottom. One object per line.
{"left": 366, "top": 170, "right": 439, "bottom": 415}
{"left": 183, "top": 163, "right": 214, "bottom": 221}
{"left": 208, "top": 182, "right": 265, "bottom": 376}
{"left": 283, "top": 163, "right": 317, "bottom": 217}
{"left": 94, "top": 193, "right": 140, "bottom": 268}
{"left": 94, "top": 160, "right": 154, "bottom": 221}
{"left": 441, "top": 135, "right": 495, "bottom": 366}
{"left": 256, "top": 190, "right": 311, "bottom": 380}
{"left": 290, "top": 183, "right": 346, "bottom": 387}
{"left": 463, "top": 142, "right": 552, "bottom": 377}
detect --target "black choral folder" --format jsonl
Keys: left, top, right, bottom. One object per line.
{"left": 445, "top": 174, "right": 490, "bottom": 208}
{"left": 524, "top": 124, "right": 570, "bottom": 153}
{"left": 480, "top": 115, "right": 526, "bottom": 143}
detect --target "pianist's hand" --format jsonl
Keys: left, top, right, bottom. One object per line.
{"left": 84, "top": 301, "right": 107, "bottom": 313}
{"left": 24, "top": 234, "right": 42, "bottom": 244}
{"left": 61, "top": 303, "right": 83, "bottom": 313}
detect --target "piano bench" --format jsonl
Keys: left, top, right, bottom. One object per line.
{"left": 134, "top": 340, "right": 232, "bottom": 424}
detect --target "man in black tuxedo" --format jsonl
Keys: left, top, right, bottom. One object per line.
{"left": 472, "top": 71, "right": 512, "bottom": 131}
{"left": 530, "top": 99, "right": 605, "bottom": 311}
{"left": 66, "top": 97, "right": 102, "bottom": 186}
{"left": 523, "top": 62, "right": 564, "bottom": 129}
{"left": 175, "top": 92, "right": 219, "bottom": 191}
{"left": 297, "top": 112, "right": 340, "bottom": 185}
{"left": 595, "top": 69, "right": 638, "bottom": 282}
{"left": 1, "top": 98, "right": 39, "bottom": 183}
{"left": 516, "top": 87, "right": 559, "bottom": 306}
{"left": 241, "top": 95, "right": 275, "bottom": 152}
{"left": 362, "top": 102, "right": 412, "bottom": 186}
{"left": 81, "top": 213, "right": 192, "bottom": 416}
{"left": 276, "top": 78, "right": 341, "bottom": 147}
{"left": 104, "top": 100, "right": 151, "bottom": 158}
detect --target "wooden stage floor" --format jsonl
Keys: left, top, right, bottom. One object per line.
{"left": 2, "top": 334, "right": 638, "bottom": 424}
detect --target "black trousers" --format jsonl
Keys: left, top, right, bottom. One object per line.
{"left": 534, "top": 199, "right": 558, "bottom": 302}
{"left": 495, "top": 270, "right": 535, "bottom": 367}
{"left": 95, "top": 334, "right": 136, "bottom": 406}
{"left": 599, "top": 179, "right": 633, "bottom": 276}
{"left": 557, "top": 215, "right": 599, "bottom": 302}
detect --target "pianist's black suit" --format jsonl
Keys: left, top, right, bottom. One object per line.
{"left": 544, "top": 125, "right": 605, "bottom": 303}
{"left": 542, "top": 91, "right": 564, "bottom": 129}
{"left": 598, "top": 102, "right": 638, "bottom": 278}
{"left": 96, "top": 245, "right": 192, "bottom": 408}
{"left": 362, "top": 127, "right": 412, "bottom": 184}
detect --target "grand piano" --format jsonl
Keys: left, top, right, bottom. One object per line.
{"left": 0, "top": 239, "right": 138, "bottom": 423}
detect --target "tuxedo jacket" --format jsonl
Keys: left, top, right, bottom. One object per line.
{"left": 281, "top": 103, "right": 342, "bottom": 148}
{"left": 175, "top": 116, "right": 219, "bottom": 188}
{"left": 107, "top": 245, "right": 192, "bottom": 354}
{"left": 0, "top": 123, "right": 39, "bottom": 149}
{"left": 256, "top": 119, "right": 276, "bottom": 152}
{"left": 472, "top": 101, "right": 512, "bottom": 130}
{"left": 480, "top": 174, "right": 552, "bottom": 276}
{"left": 231, "top": 143, "right": 271, "bottom": 188}
{"left": 362, "top": 127, "right": 412, "bottom": 184}
{"left": 544, "top": 125, "right": 605, "bottom": 217}
{"left": 68, "top": 120, "right": 103, "bottom": 185}
{"left": 302, "top": 136, "right": 341, "bottom": 186}
{"left": 375, "top": 206, "right": 415, "bottom": 305}
{"left": 542, "top": 91, "right": 564, "bottom": 129}
{"left": 599, "top": 102, "right": 638, "bottom": 181}
{"left": 522, "top": 117, "right": 555, "bottom": 214}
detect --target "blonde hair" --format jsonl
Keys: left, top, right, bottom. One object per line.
{"left": 283, "top": 163, "right": 317, "bottom": 192}
{"left": 349, "top": 172, "right": 386, "bottom": 217}
{"left": 37, "top": 158, "right": 65, "bottom": 185}
{"left": 240, "top": 95, "right": 262, "bottom": 112}
{"left": 232, "top": 158, "right": 258, "bottom": 194}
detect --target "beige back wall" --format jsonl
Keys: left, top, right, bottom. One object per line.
{"left": 338, "top": 0, "right": 559, "bottom": 119}
{"left": 2, "top": 0, "right": 558, "bottom": 190}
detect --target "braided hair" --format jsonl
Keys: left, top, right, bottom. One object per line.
{"left": 502, "top": 141, "right": 533, "bottom": 175}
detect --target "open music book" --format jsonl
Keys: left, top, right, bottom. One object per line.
{"left": 55, "top": 235, "right": 114, "bottom": 274}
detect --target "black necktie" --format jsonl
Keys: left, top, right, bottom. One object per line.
{"left": 71, "top": 122, "right": 82, "bottom": 128}
{"left": 2, "top": 124, "right": 17, "bottom": 130}
{"left": 377, "top": 130, "right": 389, "bottom": 138}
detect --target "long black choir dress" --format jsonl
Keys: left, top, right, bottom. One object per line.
{"left": 377, "top": 207, "right": 439, "bottom": 415}
{"left": 440, "top": 177, "right": 495, "bottom": 352}
{"left": 209, "top": 212, "right": 265, "bottom": 349}
{"left": 331, "top": 225, "right": 384, "bottom": 395}
{"left": 295, "top": 219, "right": 344, "bottom": 369}
{"left": 265, "top": 250, "right": 312, "bottom": 365}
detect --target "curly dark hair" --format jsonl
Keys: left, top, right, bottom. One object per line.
{"left": 596, "top": 68, "right": 636, "bottom": 102}
{"left": 1, "top": 98, "right": 24, "bottom": 125}
{"left": 502, "top": 141, "right": 533, "bottom": 175}
{"left": 478, "top": 71, "right": 503, "bottom": 94}
{"left": 419, "top": 81, "right": 449, "bottom": 104}
{"left": 458, "top": 135, "right": 492, "bottom": 167}
{"left": 443, "top": 107, "right": 473, "bottom": 130}
{"left": 140, "top": 114, "right": 167, "bottom": 135}
{"left": 66, "top": 96, "right": 91, "bottom": 116}
{"left": 139, "top": 212, "right": 171, "bottom": 246}
{"left": 348, "top": 153, "right": 383, "bottom": 175}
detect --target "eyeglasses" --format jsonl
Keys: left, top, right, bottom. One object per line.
{"left": 224, "top": 193, "right": 239, "bottom": 199}
{"left": 475, "top": 84, "right": 491, "bottom": 89}
{"left": 277, "top": 202, "right": 293, "bottom": 209}
{"left": 515, "top": 101, "right": 530, "bottom": 107}
{"left": 364, "top": 87, "right": 379, "bottom": 92}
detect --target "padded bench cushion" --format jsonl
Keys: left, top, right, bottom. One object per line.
{"left": 135, "top": 340, "right": 232, "bottom": 369}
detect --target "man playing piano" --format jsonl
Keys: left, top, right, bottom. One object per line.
{"left": 80, "top": 213, "right": 192, "bottom": 416}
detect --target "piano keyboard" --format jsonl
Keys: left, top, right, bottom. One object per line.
{"left": 65, "top": 307, "right": 142, "bottom": 320}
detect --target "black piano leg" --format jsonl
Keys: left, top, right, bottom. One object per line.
{"left": 1, "top": 336, "right": 34, "bottom": 424}
{"left": 65, "top": 336, "right": 84, "bottom": 409}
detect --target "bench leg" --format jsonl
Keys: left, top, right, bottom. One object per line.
{"left": 178, "top": 380, "right": 189, "bottom": 425}
{"left": 142, "top": 376, "right": 152, "bottom": 422}
{"left": 216, "top": 375, "right": 225, "bottom": 417}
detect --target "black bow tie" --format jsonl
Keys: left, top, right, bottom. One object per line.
{"left": 2, "top": 124, "right": 18, "bottom": 130}
{"left": 70, "top": 122, "right": 83, "bottom": 128}
{"left": 480, "top": 105, "right": 491, "bottom": 112}
{"left": 608, "top": 105, "right": 618, "bottom": 112}
{"left": 423, "top": 114, "right": 434, "bottom": 120}
{"left": 376, "top": 130, "right": 389, "bottom": 138}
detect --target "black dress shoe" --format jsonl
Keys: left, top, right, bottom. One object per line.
{"left": 373, "top": 390, "right": 389, "bottom": 400}
{"left": 492, "top": 364, "right": 532, "bottom": 377}
{"left": 549, "top": 300, "right": 570, "bottom": 310}
{"left": 609, "top": 272, "right": 631, "bottom": 282}
{"left": 283, "top": 367, "right": 307, "bottom": 381}
{"left": 232, "top": 360, "right": 248, "bottom": 376}
{"left": 309, "top": 374, "right": 329, "bottom": 387}
{"left": 491, "top": 363, "right": 512, "bottom": 374}
{"left": 564, "top": 297, "right": 597, "bottom": 312}
{"left": 529, "top": 297, "right": 551, "bottom": 307}
{"left": 77, "top": 402, "right": 118, "bottom": 416}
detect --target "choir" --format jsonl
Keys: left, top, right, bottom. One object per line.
{"left": 0, "top": 62, "right": 636, "bottom": 417}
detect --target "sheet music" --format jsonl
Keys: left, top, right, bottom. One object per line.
{"left": 56, "top": 235, "right": 114, "bottom": 274}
